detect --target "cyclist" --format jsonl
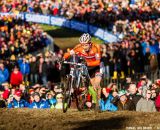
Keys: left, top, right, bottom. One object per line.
{"left": 63, "top": 33, "right": 102, "bottom": 110}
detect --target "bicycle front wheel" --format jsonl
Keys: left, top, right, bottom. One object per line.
{"left": 75, "top": 76, "right": 88, "bottom": 111}
{"left": 63, "top": 75, "right": 73, "bottom": 113}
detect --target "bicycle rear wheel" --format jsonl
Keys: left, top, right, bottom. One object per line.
{"left": 63, "top": 75, "right": 72, "bottom": 113}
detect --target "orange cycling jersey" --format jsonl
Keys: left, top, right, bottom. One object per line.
{"left": 63, "top": 43, "right": 101, "bottom": 67}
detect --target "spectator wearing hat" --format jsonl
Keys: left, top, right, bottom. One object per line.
{"left": 100, "top": 87, "right": 117, "bottom": 111}
{"left": 29, "top": 92, "right": 50, "bottom": 109}
{"left": 55, "top": 93, "right": 63, "bottom": 109}
{"left": 7, "top": 90, "right": 29, "bottom": 108}
{"left": 112, "top": 90, "right": 135, "bottom": 111}
{"left": 136, "top": 89, "right": 157, "bottom": 112}
{"left": 10, "top": 66, "right": 23, "bottom": 88}
{"left": 46, "top": 91, "right": 57, "bottom": 108}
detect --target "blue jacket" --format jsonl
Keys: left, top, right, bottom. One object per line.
{"left": 141, "top": 41, "right": 159, "bottom": 55}
{"left": 48, "top": 98, "right": 57, "bottom": 106}
{"left": 8, "top": 99, "right": 29, "bottom": 108}
{"left": 0, "top": 68, "right": 9, "bottom": 84}
{"left": 100, "top": 95, "right": 117, "bottom": 111}
{"left": 149, "top": 43, "right": 159, "bottom": 55}
{"left": 18, "top": 60, "right": 30, "bottom": 75}
{"left": 29, "top": 99, "right": 50, "bottom": 109}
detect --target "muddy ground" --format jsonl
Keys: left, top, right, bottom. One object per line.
{"left": 0, "top": 109, "right": 160, "bottom": 130}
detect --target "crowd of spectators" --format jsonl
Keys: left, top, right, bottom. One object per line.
{"left": 0, "top": 15, "right": 65, "bottom": 109}
{"left": 100, "top": 28, "right": 160, "bottom": 83}
{"left": 99, "top": 77, "right": 160, "bottom": 112}
{"left": 0, "top": 0, "right": 160, "bottom": 112}
{"left": 0, "top": 15, "right": 52, "bottom": 59}
{"left": 0, "top": 0, "right": 159, "bottom": 30}
{"left": 0, "top": 44, "right": 65, "bottom": 109}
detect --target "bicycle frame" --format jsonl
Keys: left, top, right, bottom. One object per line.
{"left": 76, "top": 65, "right": 91, "bottom": 89}
{"left": 63, "top": 55, "right": 94, "bottom": 112}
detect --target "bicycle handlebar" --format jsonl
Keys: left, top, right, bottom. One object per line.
{"left": 63, "top": 61, "right": 86, "bottom": 66}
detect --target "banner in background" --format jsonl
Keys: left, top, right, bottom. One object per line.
{"left": 89, "top": 25, "right": 98, "bottom": 35}
{"left": 51, "top": 17, "right": 70, "bottom": 28}
{"left": 94, "top": 28, "right": 104, "bottom": 40}
{"left": 0, "top": 13, "right": 118, "bottom": 42}
{"left": 71, "top": 21, "right": 88, "bottom": 33}
{"left": 25, "top": 14, "right": 50, "bottom": 24}
{"left": 103, "top": 31, "right": 117, "bottom": 43}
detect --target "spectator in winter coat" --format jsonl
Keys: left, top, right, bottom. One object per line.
{"left": 144, "top": 48, "right": 151, "bottom": 75}
{"left": 100, "top": 87, "right": 117, "bottom": 111}
{"left": 30, "top": 56, "right": 39, "bottom": 85}
{"left": 29, "top": 92, "right": 50, "bottom": 109}
{"left": 55, "top": 93, "right": 63, "bottom": 109}
{"left": 38, "top": 57, "right": 48, "bottom": 85}
{"left": 112, "top": 90, "right": 135, "bottom": 111}
{"left": 1, "top": 83, "right": 10, "bottom": 100}
{"left": 46, "top": 91, "right": 57, "bottom": 108}
{"left": 150, "top": 54, "right": 158, "bottom": 81}
{"left": 18, "top": 58, "right": 30, "bottom": 82}
{"left": 10, "top": 66, "right": 23, "bottom": 88}
{"left": 0, "top": 63, "right": 9, "bottom": 84}
{"left": 8, "top": 90, "right": 29, "bottom": 108}
{"left": 136, "top": 90, "right": 157, "bottom": 112}
{"left": 127, "top": 84, "right": 142, "bottom": 110}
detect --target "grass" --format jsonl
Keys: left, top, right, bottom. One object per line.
{"left": 40, "top": 24, "right": 104, "bottom": 50}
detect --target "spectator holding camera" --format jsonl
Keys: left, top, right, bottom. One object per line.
{"left": 100, "top": 87, "right": 117, "bottom": 111}
{"left": 112, "top": 90, "right": 135, "bottom": 111}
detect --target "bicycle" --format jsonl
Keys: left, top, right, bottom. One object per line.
{"left": 62, "top": 55, "right": 90, "bottom": 113}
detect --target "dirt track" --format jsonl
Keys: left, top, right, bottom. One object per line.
{"left": 0, "top": 109, "right": 160, "bottom": 130}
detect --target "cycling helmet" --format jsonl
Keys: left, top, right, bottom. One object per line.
{"left": 79, "top": 33, "right": 91, "bottom": 44}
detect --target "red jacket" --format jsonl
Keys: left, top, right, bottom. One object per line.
{"left": 10, "top": 71, "right": 23, "bottom": 86}
{"left": 2, "top": 89, "right": 10, "bottom": 100}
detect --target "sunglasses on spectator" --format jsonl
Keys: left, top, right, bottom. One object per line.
{"left": 147, "top": 93, "right": 151, "bottom": 94}
{"left": 57, "top": 97, "right": 63, "bottom": 99}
